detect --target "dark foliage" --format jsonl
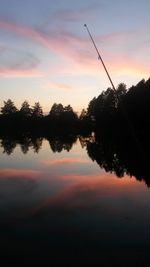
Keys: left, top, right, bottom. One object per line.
{"left": 87, "top": 78, "right": 150, "bottom": 132}
{"left": 86, "top": 127, "right": 150, "bottom": 187}
{"left": 0, "top": 101, "right": 88, "bottom": 135}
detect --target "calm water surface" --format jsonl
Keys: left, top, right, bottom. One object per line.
{"left": 0, "top": 137, "right": 150, "bottom": 265}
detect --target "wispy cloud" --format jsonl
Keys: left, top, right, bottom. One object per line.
{"left": 0, "top": 20, "right": 149, "bottom": 79}
{"left": 51, "top": 5, "right": 101, "bottom": 23}
{"left": 95, "top": 30, "right": 134, "bottom": 45}
{"left": 0, "top": 168, "right": 41, "bottom": 179}
{"left": 42, "top": 158, "right": 89, "bottom": 166}
{"left": 42, "top": 3, "right": 103, "bottom": 27}
{"left": 45, "top": 82, "right": 73, "bottom": 91}
{"left": 0, "top": 68, "right": 42, "bottom": 78}
{"left": 0, "top": 45, "right": 41, "bottom": 78}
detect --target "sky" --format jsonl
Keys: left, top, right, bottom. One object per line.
{"left": 0, "top": 0, "right": 150, "bottom": 113}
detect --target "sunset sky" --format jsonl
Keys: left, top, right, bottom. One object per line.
{"left": 0, "top": 0, "right": 150, "bottom": 113}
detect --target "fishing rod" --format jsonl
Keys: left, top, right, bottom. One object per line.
{"left": 84, "top": 24, "right": 117, "bottom": 93}
{"left": 84, "top": 23, "right": 144, "bottom": 157}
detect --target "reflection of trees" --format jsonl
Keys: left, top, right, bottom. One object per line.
{"left": 31, "top": 137, "right": 43, "bottom": 153}
{"left": 86, "top": 130, "right": 150, "bottom": 187}
{"left": 87, "top": 141, "right": 127, "bottom": 178}
{"left": 1, "top": 129, "right": 150, "bottom": 189}
{"left": 0, "top": 136, "right": 43, "bottom": 155}
{"left": 49, "top": 139, "right": 66, "bottom": 152}
{"left": 79, "top": 135, "right": 95, "bottom": 149}
{"left": 48, "top": 135, "right": 77, "bottom": 153}
{"left": 20, "top": 137, "right": 33, "bottom": 154}
{"left": 1, "top": 138, "right": 17, "bottom": 155}
{"left": 20, "top": 137, "right": 43, "bottom": 154}
{"left": 0, "top": 135, "right": 77, "bottom": 154}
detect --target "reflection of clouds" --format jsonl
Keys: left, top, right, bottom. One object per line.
{"left": 0, "top": 162, "right": 147, "bottom": 222}
{"left": 0, "top": 168, "right": 43, "bottom": 220}
{"left": 0, "top": 168, "right": 41, "bottom": 178}
{"left": 0, "top": 177, "right": 36, "bottom": 198}
{"left": 42, "top": 158, "right": 89, "bottom": 166}
{"left": 0, "top": 168, "right": 41, "bottom": 200}
{"left": 31, "top": 173, "right": 146, "bottom": 217}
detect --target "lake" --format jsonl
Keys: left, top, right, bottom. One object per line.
{"left": 0, "top": 136, "right": 150, "bottom": 265}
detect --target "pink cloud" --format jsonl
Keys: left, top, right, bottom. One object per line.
{"left": 0, "top": 20, "right": 97, "bottom": 65}
{"left": 0, "top": 21, "right": 49, "bottom": 48}
{"left": 0, "top": 20, "right": 85, "bottom": 56}
{"left": 42, "top": 158, "right": 89, "bottom": 166}
{"left": 0, "top": 67, "right": 42, "bottom": 78}
{"left": 45, "top": 82, "right": 73, "bottom": 91}
{"left": 0, "top": 168, "right": 41, "bottom": 179}
{"left": 0, "top": 20, "right": 149, "bottom": 79}
{"left": 96, "top": 31, "right": 134, "bottom": 44}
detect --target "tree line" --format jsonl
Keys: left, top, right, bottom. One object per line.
{"left": 0, "top": 78, "right": 150, "bottom": 134}
{"left": 0, "top": 100, "right": 77, "bottom": 120}
{"left": 0, "top": 100, "right": 91, "bottom": 134}
{"left": 87, "top": 78, "right": 150, "bottom": 132}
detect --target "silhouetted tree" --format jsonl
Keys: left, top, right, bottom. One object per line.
{"left": 64, "top": 105, "right": 73, "bottom": 112}
{"left": 79, "top": 109, "right": 87, "bottom": 120}
{"left": 48, "top": 103, "right": 78, "bottom": 130}
{"left": 62, "top": 105, "right": 78, "bottom": 123}
{"left": 78, "top": 109, "right": 93, "bottom": 132}
{"left": 49, "top": 103, "right": 64, "bottom": 117}
{"left": 87, "top": 88, "right": 116, "bottom": 126}
{"left": 1, "top": 99, "right": 18, "bottom": 115}
{"left": 116, "top": 83, "right": 127, "bottom": 99}
{"left": 20, "top": 100, "right": 32, "bottom": 117}
{"left": 32, "top": 102, "right": 43, "bottom": 118}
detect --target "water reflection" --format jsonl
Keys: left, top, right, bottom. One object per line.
{"left": 86, "top": 131, "right": 150, "bottom": 187}
{"left": 48, "top": 135, "right": 77, "bottom": 152}
{"left": 1, "top": 132, "right": 150, "bottom": 187}
{"left": 1, "top": 136, "right": 43, "bottom": 155}
{"left": 0, "top": 135, "right": 150, "bottom": 264}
